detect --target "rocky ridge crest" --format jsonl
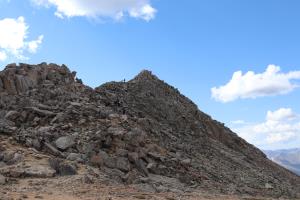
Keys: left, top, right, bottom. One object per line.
{"left": 0, "top": 63, "right": 299, "bottom": 199}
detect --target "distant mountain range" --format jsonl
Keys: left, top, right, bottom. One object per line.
{"left": 264, "top": 149, "right": 300, "bottom": 176}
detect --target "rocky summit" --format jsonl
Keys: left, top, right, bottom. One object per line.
{"left": 0, "top": 63, "right": 299, "bottom": 200}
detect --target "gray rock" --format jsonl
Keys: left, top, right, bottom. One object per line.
{"left": 265, "top": 183, "right": 273, "bottom": 189}
{"left": 57, "top": 163, "right": 77, "bottom": 176}
{"left": 116, "top": 149, "right": 128, "bottom": 157}
{"left": 4, "top": 111, "right": 20, "bottom": 121}
{"left": 146, "top": 163, "right": 157, "bottom": 174}
{"left": 116, "top": 157, "right": 131, "bottom": 172}
{"left": 67, "top": 153, "right": 83, "bottom": 162}
{"left": 180, "top": 158, "right": 191, "bottom": 165}
{"left": 44, "top": 143, "right": 63, "bottom": 157}
{"left": 107, "top": 126, "right": 126, "bottom": 137}
{"left": 24, "top": 165, "right": 56, "bottom": 178}
{"left": 0, "top": 119, "right": 17, "bottom": 135}
{"left": 103, "top": 156, "right": 116, "bottom": 169}
{"left": 128, "top": 152, "right": 148, "bottom": 176}
{"left": 69, "top": 102, "right": 82, "bottom": 107}
{"left": 0, "top": 174, "right": 6, "bottom": 185}
{"left": 6, "top": 152, "right": 23, "bottom": 165}
{"left": 55, "top": 136, "right": 75, "bottom": 150}
{"left": 0, "top": 162, "right": 6, "bottom": 168}
{"left": 26, "top": 107, "right": 56, "bottom": 117}
{"left": 49, "top": 158, "right": 77, "bottom": 176}
{"left": 128, "top": 152, "right": 139, "bottom": 163}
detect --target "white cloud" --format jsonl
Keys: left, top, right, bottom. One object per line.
{"left": 211, "top": 65, "right": 300, "bottom": 103}
{"left": 0, "top": 51, "right": 7, "bottom": 61}
{"left": 230, "top": 120, "right": 245, "bottom": 125}
{"left": 232, "top": 108, "right": 300, "bottom": 149}
{"left": 266, "top": 108, "right": 296, "bottom": 122}
{"left": 0, "top": 16, "right": 44, "bottom": 61}
{"left": 27, "top": 35, "right": 44, "bottom": 53}
{"left": 31, "top": 0, "right": 157, "bottom": 21}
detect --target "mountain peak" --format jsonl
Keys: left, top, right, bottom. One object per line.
{"left": 131, "top": 69, "right": 159, "bottom": 82}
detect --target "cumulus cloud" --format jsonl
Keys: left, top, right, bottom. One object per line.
{"left": 266, "top": 108, "right": 296, "bottom": 122}
{"left": 27, "top": 35, "right": 44, "bottom": 53}
{"left": 0, "top": 16, "right": 44, "bottom": 61}
{"left": 211, "top": 65, "right": 300, "bottom": 103}
{"left": 31, "top": 0, "right": 157, "bottom": 21}
{"left": 232, "top": 108, "right": 300, "bottom": 149}
{"left": 0, "top": 51, "right": 7, "bottom": 61}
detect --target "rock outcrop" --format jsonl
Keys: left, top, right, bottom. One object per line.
{"left": 0, "top": 63, "right": 299, "bottom": 199}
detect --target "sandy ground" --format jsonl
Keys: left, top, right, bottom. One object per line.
{"left": 0, "top": 177, "right": 281, "bottom": 200}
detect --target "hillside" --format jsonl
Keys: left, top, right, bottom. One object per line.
{"left": 0, "top": 63, "right": 299, "bottom": 199}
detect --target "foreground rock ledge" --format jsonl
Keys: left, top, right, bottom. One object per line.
{"left": 0, "top": 63, "right": 299, "bottom": 199}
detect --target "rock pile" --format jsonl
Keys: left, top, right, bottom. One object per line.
{"left": 0, "top": 63, "right": 299, "bottom": 198}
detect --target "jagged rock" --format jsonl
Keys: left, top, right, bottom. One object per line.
{"left": 0, "top": 62, "right": 75, "bottom": 95}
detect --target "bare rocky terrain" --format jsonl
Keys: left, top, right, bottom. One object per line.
{"left": 0, "top": 63, "right": 299, "bottom": 200}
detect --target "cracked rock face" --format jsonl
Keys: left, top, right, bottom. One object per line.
{"left": 0, "top": 63, "right": 299, "bottom": 199}
{"left": 0, "top": 63, "right": 75, "bottom": 95}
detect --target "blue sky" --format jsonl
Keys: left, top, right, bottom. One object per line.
{"left": 0, "top": 0, "right": 300, "bottom": 150}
